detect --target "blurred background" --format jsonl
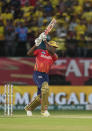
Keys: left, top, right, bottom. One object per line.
{"left": 0, "top": 0, "right": 92, "bottom": 57}
{"left": 0, "top": 0, "right": 92, "bottom": 111}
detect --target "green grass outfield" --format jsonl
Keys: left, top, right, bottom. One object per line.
{"left": 0, "top": 111, "right": 92, "bottom": 131}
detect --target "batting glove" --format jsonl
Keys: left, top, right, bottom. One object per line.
{"left": 39, "top": 32, "right": 47, "bottom": 41}
{"left": 35, "top": 37, "right": 42, "bottom": 46}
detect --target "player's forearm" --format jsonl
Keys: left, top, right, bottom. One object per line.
{"left": 27, "top": 45, "right": 37, "bottom": 56}
{"left": 43, "top": 40, "right": 48, "bottom": 45}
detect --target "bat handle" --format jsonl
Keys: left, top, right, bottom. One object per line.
{"left": 44, "top": 30, "right": 48, "bottom": 35}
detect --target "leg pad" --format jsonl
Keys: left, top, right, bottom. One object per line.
{"left": 41, "top": 82, "right": 49, "bottom": 112}
{"left": 41, "top": 82, "right": 49, "bottom": 95}
{"left": 24, "top": 95, "right": 41, "bottom": 111}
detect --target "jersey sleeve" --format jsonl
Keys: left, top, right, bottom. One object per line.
{"left": 33, "top": 49, "right": 41, "bottom": 56}
{"left": 52, "top": 53, "right": 58, "bottom": 62}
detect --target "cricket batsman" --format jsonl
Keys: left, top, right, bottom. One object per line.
{"left": 25, "top": 32, "right": 58, "bottom": 117}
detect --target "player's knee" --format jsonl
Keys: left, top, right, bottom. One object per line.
{"left": 41, "top": 82, "right": 49, "bottom": 94}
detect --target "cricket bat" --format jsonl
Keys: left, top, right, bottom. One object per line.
{"left": 35, "top": 18, "right": 56, "bottom": 46}
{"left": 44, "top": 18, "right": 56, "bottom": 35}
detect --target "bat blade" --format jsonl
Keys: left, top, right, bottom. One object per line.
{"left": 45, "top": 18, "right": 56, "bottom": 35}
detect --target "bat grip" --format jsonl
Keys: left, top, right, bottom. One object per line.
{"left": 44, "top": 30, "right": 48, "bottom": 35}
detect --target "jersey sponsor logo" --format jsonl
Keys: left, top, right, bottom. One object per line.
{"left": 42, "top": 51, "right": 46, "bottom": 54}
{"left": 41, "top": 54, "right": 52, "bottom": 59}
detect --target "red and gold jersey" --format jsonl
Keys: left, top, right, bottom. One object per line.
{"left": 33, "top": 49, "right": 58, "bottom": 73}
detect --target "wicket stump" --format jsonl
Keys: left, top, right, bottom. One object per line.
{"left": 4, "top": 83, "right": 13, "bottom": 116}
